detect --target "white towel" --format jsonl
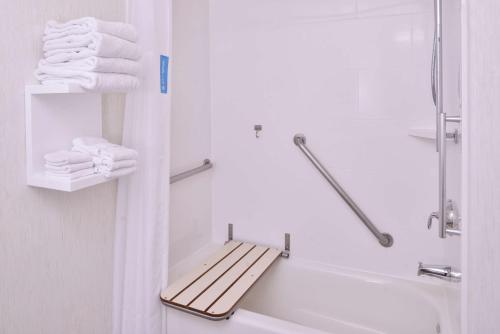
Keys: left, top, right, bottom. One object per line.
{"left": 96, "top": 159, "right": 137, "bottom": 172}
{"left": 38, "top": 57, "right": 141, "bottom": 76}
{"left": 45, "top": 161, "right": 94, "bottom": 173}
{"left": 99, "top": 166, "right": 137, "bottom": 178}
{"left": 100, "top": 146, "right": 138, "bottom": 161}
{"left": 44, "top": 150, "right": 91, "bottom": 166}
{"left": 45, "top": 167, "right": 96, "bottom": 180}
{"left": 44, "top": 17, "right": 138, "bottom": 42}
{"left": 44, "top": 33, "right": 99, "bottom": 51}
{"left": 73, "top": 136, "right": 109, "bottom": 147}
{"left": 43, "top": 33, "right": 141, "bottom": 63}
{"left": 71, "top": 137, "right": 112, "bottom": 155}
{"left": 36, "top": 70, "right": 140, "bottom": 92}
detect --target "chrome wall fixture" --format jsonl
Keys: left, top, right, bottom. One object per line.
{"left": 170, "top": 159, "right": 213, "bottom": 184}
{"left": 417, "top": 262, "right": 462, "bottom": 282}
{"left": 429, "top": 0, "right": 461, "bottom": 238}
{"left": 293, "top": 134, "right": 393, "bottom": 248}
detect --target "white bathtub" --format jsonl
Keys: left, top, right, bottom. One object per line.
{"left": 166, "top": 253, "right": 459, "bottom": 334}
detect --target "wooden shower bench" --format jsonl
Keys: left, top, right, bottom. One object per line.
{"left": 161, "top": 227, "right": 289, "bottom": 320}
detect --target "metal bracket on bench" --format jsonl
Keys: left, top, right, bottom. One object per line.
{"left": 225, "top": 224, "right": 290, "bottom": 258}
{"left": 281, "top": 233, "right": 290, "bottom": 258}
{"left": 225, "top": 223, "right": 233, "bottom": 244}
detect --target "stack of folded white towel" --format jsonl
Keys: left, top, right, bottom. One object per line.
{"left": 72, "top": 137, "right": 137, "bottom": 178}
{"left": 35, "top": 17, "right": 141, "bottom": 91}
{"left": 44, "top": 150, "right": 94, "bottom": 181}
{"left": 43, "top": 137, "right": 137, "bottom": 181}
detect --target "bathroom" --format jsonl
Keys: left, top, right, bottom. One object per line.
{"left": 0, "top": 0, "right": 498, "bottom": 333}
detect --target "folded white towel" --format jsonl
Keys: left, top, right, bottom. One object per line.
{"left": 38, "top": 57, "right": 141, "bottom": 76}
{"left": 96, "top": 159, "right": 137, "bottom": 172}
{"left": 45, "top": 167, "right": 96, "bottom": 180}
{"left": 100, "top": 145, "right": 138, "bottom": 161}
{"left": 73, "top": 136, "right": 108, "bottom": 147}
{"left": 44, "top": 33, "right": 99, "bottom": 51}
{"left": 71, "top": 137, "right": 112, "bottom": 155}
{"left": 45, "top": 161, "right": 94, "bottom": 173}
{"left": 36, "top": 70, "right": 140, "bottom": 92}
{"left": 43, "top": 33, "right": 141, "bottom": 63}
{"left": 44, "top": 150, "right": 91, "bottom": 166}
{"left": 44, "top": 17, "right": 138, "bottom": 42}
{"left": 99, "top": 166, "right": 137, "bottom": 178}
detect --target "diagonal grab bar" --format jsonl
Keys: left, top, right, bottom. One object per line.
{"left": 293, "top": 134, "right": 393, "bottom": 248}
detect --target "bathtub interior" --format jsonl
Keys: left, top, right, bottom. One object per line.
{"left": 238, "top": 260, "right": 456, "bottom": 334}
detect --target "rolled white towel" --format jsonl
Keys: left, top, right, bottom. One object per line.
{"left": 43, "top": 33, "right": 141, "bottom": 62}
{"left": 38, "top": 57, "right": 141, "bottom": 76}
{"left": 96, "top": 159, "right": 137, "bottom": 172}
{"left": 100, "top": 145, "right": 138, "bottom": 161}
{"left": 44, "top": 17, "right": 138, "bottom": 42}
{"left": 99, "top": 166, "right": 137, "bottom": 178}
{"left": 45, "top": 161, "right": 94, "bottom": 173}
{"left": 36, "top": 70, "right": 140, "bottom": 92}
{"left": 45, "top": 167, "right": 96, "bottom": 180}
{"left": 44, "top": 150, "right": 91, "bottom": 166}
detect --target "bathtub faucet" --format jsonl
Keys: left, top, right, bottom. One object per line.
{"left": 417, "top": 262, "right": 461, "bottom": 282}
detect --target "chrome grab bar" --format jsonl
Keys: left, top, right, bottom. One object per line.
{"left": 170, "top": 159, "right": 213, "bottom": 184}
{"left": 293, "top": 134, "right": 393, "bottom": 248}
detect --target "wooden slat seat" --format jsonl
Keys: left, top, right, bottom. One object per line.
{"left": 160, "top": 240, "right": 282, "bottom": 320}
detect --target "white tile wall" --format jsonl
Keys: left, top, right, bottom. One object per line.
{"left": 210, "top": 0, "right": 462, "bottom": 277}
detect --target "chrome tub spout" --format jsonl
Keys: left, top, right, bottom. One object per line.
{"left": 417, "top": 262, "right": 461, "bottom": 282}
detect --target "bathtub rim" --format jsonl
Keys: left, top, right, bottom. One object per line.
{"left": 167, "top": 242, "right": 459, "bottom": 333}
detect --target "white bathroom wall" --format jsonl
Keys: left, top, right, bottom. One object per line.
{"left": 169, "top": 0, "right": 212, "bottom": 266}
{"left": 0, "top": 1, "right": 125, "bottom": 334}
{"left": 463, "top": 0, "right": 500, "bottom": 332}
{"left": 210, "top": 0, "right": 462, "bottom": 277}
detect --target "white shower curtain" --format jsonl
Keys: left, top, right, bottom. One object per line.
{"left": 112, "top": 0, "right": 171, "bottom": 333}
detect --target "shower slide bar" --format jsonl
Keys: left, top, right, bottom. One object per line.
{"left": 170, "top": 159, "right": 213, "bottom": 184}
{"left": 430, "top": 0, "right": 461, "bottom": 238}
{"left": 293, "top": 134, "right": 393, "bottom": 248}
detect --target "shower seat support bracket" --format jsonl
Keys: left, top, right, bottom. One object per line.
{"left": 226, "top": 224, "right": 290, "bottom": 258}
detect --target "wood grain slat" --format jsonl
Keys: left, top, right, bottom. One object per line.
{"left": 161, "top": 241, "right": 282, "bottom": 320}
{"left": 189, "top": 246, "right": 269, "bottom": 311}
{"left": 206, "top": 248, "right": 281, "bottom": 317}
{"left": 172, "top": 243, "right": 255, "bottom": 306}
{"left": 161, "top": 240, "right": 242, "bottom": 301}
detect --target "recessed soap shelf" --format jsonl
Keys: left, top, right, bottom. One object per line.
{"left": 408, "top": 126, "right": 460, "bottom": 143}
{"left": 25, "top": 84, "right": 126, "bottom": 192}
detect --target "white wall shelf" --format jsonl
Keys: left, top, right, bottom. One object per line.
{"left": 408, "top": 125, "right": 460, "bottom": 142}
{"left": 25, "top": 84, "right": 111, "bottom": 192}
{"left": 28, "top": 172, "right": 110, "bottom": 192}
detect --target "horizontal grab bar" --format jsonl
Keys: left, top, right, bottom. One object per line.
{"left": 170, "top": 159, "right": 213, "bottom": 184}
{"left": 293, "top": 134, "right": 393, "bottom": 248}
